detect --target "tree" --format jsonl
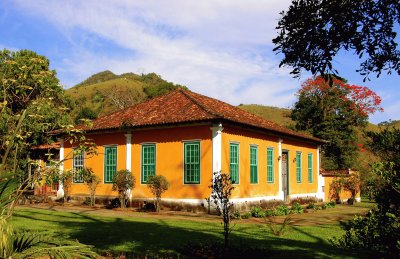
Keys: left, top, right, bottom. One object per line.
{"left": 112, "top": 169, "right": 135, "bottom": 209}
{"left": 291, "top": 76, "right": 382, "bottom": 169}
{"left": 273, "top": 0, "right": 400, "bottom": 80}
{"left": 333, "top": 128, "right": 400, "bottom": 256}
{"left": 342, "top": 174, "right": 361, "bottom": 205}
{"left": 83, "top": 168, "right": 101, "bottom": 206}
{"left": 146, "top": 175, "right": 169, "bottom": 212}
{"left": 0, "top": 49, "right": 97, "bottom": 257}
{"left": 74, "top": 106, "right": 98, "bottom": 125}
{"left": 209, "top": 172, "right": 235, "bottom": 249}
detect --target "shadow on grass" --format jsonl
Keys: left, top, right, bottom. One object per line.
{"left": 14, "top": 209, "right": 368, "bottom": 258}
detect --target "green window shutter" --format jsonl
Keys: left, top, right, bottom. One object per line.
{"left": 73, "top": 151, "right": 84, "bottom": 183}
{"left": 296, "top": 151, "right": 302, "bottom": 183}
{"left": 104, "top": 146, "right": 117, "bottom": 183}
{"left": 250, "top": 146, "right": 258, "bottom": 183}
{"left": 267, "top": 147, "right": 274, "bottom": 183}
{"left": 229, "top": 143, "right": 239, "bottom": 184}
{"left": 184, "top": 142, "right": 200, "bottom": 184}
{"left": 308, "top": 153, "right": 313, "bottom": 183}
{"left": 142, "top": 144, "right": 156, "bottom": 183}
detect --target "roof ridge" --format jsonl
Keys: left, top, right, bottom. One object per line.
{"left": 178, "top": 89, "right": 221, "bottom": 119}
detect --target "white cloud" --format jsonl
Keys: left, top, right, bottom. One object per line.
{"left": 12, "top": 0, "right": 300, "bottom": 109}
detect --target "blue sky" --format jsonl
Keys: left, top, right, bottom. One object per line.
{"left": 1, "top": 0, "right": 399, "bottom": 124}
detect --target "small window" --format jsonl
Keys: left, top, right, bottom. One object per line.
{"left": 73, "top": 151, "right": 84, "bottom": 183}
{"left": 142, "top": 144, "right": 156, "bottom": 183}
{"left": 267, "top": 147, "right": 274, "bottom": 183}
{"left": 296, "top": 151, "right": 302, "bottom": 183}
{"left": 308, "top": 153, "right": 313, "bottom": 183}
{"left": 104, "top": 146, "right": 117, "bottom": 183}
{"left": 184, "top": 142, "right": 200, "bottom": 184}
{"left": 230, "top": 143, "right": 239, "bottom": 184}
{"left": 250, "top": 146, "right": 258, "bottom": 183}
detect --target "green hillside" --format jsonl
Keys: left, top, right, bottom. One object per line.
{"left": 65, "top": 71, "right": 184, "bottom": 117}
{"left": 238, "top": 104, "right": 294, "bottom": 128}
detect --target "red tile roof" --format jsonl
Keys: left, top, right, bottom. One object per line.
{"left": 320, "top": 169, "right": 357, "bottom": 177}
{"left": 30, "top": 142, "right": 61, "bottom": 150}
{"left": 78, "top": 89, "right": 324, "bottom": 143}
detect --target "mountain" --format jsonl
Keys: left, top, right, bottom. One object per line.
{"left": 65, "top": 71, "right": 185, "bottom": 118}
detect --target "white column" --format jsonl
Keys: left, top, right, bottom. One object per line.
{"left": 316, "top": 145, "right": 325, "bottom": 201}
{"left": 211, "top": 123, "right": 223, "bottom": 173}
{"left": 57, "top": 138, "right": 64, "bottom": 198}
{"left": 125, "top": 132, "right": 132, "bottom": 172}
{"left": 278, "top": 138, "right": 284, "bottom": 200}
{"left": 125, "top": 132, "right": 133, "bottom": 203}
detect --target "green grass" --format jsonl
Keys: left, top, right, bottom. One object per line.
{"left": 11, "top": 206, "right": 372, "bottom": 258}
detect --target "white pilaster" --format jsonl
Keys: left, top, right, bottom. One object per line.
{"left": 316, "top": 145, "right": 325, "bottom": 201}
{"left": 57, "top": 138, "right": 64, "bottom": 198}
{"left": 210, "top": 123, "right": 223, "bottom": 173}
{"left": 125, "top": 132, "right": 132, "bottom": 172}
{"left": 278, "top": 138, "right": 284, "bottom": 200}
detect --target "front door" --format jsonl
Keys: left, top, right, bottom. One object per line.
{"left": 281, "top": 151, "right": 289, "bottom": 201}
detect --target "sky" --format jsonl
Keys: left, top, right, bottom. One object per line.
{"left": 1, "top": 0, "right": 399, "bottom": 124}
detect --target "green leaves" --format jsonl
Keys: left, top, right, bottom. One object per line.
{"left": 273, "top": 0, "right": 400, "bottom": 80}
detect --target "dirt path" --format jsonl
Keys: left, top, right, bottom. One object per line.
{"left": 16, "top": 202, "right": 373, "bottom": 226}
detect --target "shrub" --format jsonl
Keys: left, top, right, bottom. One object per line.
{"left": 209, "top": 172, "right": 235, "bottom": 248}
{"left": 290, "top": 202, "right": 304, "bottom": 214}
{"left": 307, "top": 202, "right": 318, "bottom": 210}
{"left": 321, "top": 203, "right": 327, "bottom": 210}
{"left": 241, "top": 212, "right": 252, "bottom": 219}
{"left": 275, "top": 205, "right": 289, "bottom": 216}
{"left": 265, "top": 209, "right": 275, "bottom": 217}
{"left": 112, "top": 170, "right": 135, "bottom": 208}
{"left": 251, "top": 206, "right": 266, "bottom": 218}
{"left": 59, "top": 170, "right": 73, "bottom": 203}
{"left": 326, "top": 201, "right": 336, "bottom": 208}
{"left": 232, "top": 210, "right": 241, "bottom": 220}
{"left": 146, "top": 175, "right": 169, "bottom": 212}
{"left": 82, "top": 168, "right": 100, "bottom": 206}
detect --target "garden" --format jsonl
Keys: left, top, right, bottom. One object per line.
{"left": 10, "top": 197, "right": 375, "bottom": 258}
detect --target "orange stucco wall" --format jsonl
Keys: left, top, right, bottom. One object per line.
{"left": 63, "top": 123, "right": 320, "bottom": 201}
{"left": 281, "top": 139, "right": 319, "bottom": 196}
{"left": 221, "top": 126, "right": 280, "bottom": 198}
{"left": 323, "top": 176, "right": 361, "bottom": 202}
{"left": 221, "top": 126, "right": 319, "bottom": 198}
{"left": 64, "top": 125, "right": 213, "bottom": 199}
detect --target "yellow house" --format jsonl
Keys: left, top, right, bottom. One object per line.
{"left": 58, "top": 89, "right": 326, "bottom": 204}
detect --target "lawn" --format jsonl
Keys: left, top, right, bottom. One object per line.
{"left": 11, "top": 202, "right": 374, "bottom": 258}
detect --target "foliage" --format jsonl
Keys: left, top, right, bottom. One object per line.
{"left": 275, "top": 205, "right": 290, "bottom": 216}
{"left": 0, "top": 49, "right": 72, "bottom": 174}
{"left": 334, "top": 127, "right": 400, "bottom": 255}
{"left": 332, "top": 210, "right": 399, "bottom": 257}
{"left": 0, "top": 219, "right": 97, "bottom": 258}
{"left": 209, "top": 172, "right": 235, "bottom": 249}
{"left": 290, "top": 202, "right": 304, "bottom": 214}
{"left": 140, "top": 72, "right": 185, "bottom": 98}
{"left": 326, "top": 201, "right": 336, "bottom": 208}
{"left": 266, "top": 215, "right": 292, "bottom": 237}
{"left": 307, "top": 202, "right": 318, "bottom": 210}
{"left": 251, "top": 206, "right": 266, "bottom": 218}
{"left": 112, "top": 170, "right": 135, "bottom": 209}
{"left": 291, "top": 76, "right": 382, "bottom": 169}
{"left": 74, "top": 106, "right": 98, "bottom": 125}
{"left": 342, "top": 174, "right": 361, "bottom": 205}
{"left": 146, "top": 175, "right": 169, "bottom": 212}
{"left": 273, "top": 0, "right": 400, "bottom": 80}
{"left": 232, "top": 210, "right": 241, "bottom": 220}
{"left": 59, "top": 170, "right": 73, "bottom": 203}
{"left": 82, "top": 168, "right": 101, "bottom": 206}
{"left": 329, "top": 178, "right": 344, "bottom": 203}
{"left": 240, "top": 211, "right": 251, "bottom": 219}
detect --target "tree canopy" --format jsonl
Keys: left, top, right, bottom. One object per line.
{"left": 291, "top": 75, "right": 382, "bottom": 169}
{"left": 273, "top": 0, "right": 400, "bottom": 80}
{"left": 0, "top": 49, "right": 72, "bottom": 173}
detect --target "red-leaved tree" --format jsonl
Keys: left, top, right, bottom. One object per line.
{"left": 292, "top": 76, "right": 382, "bottom": 169}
